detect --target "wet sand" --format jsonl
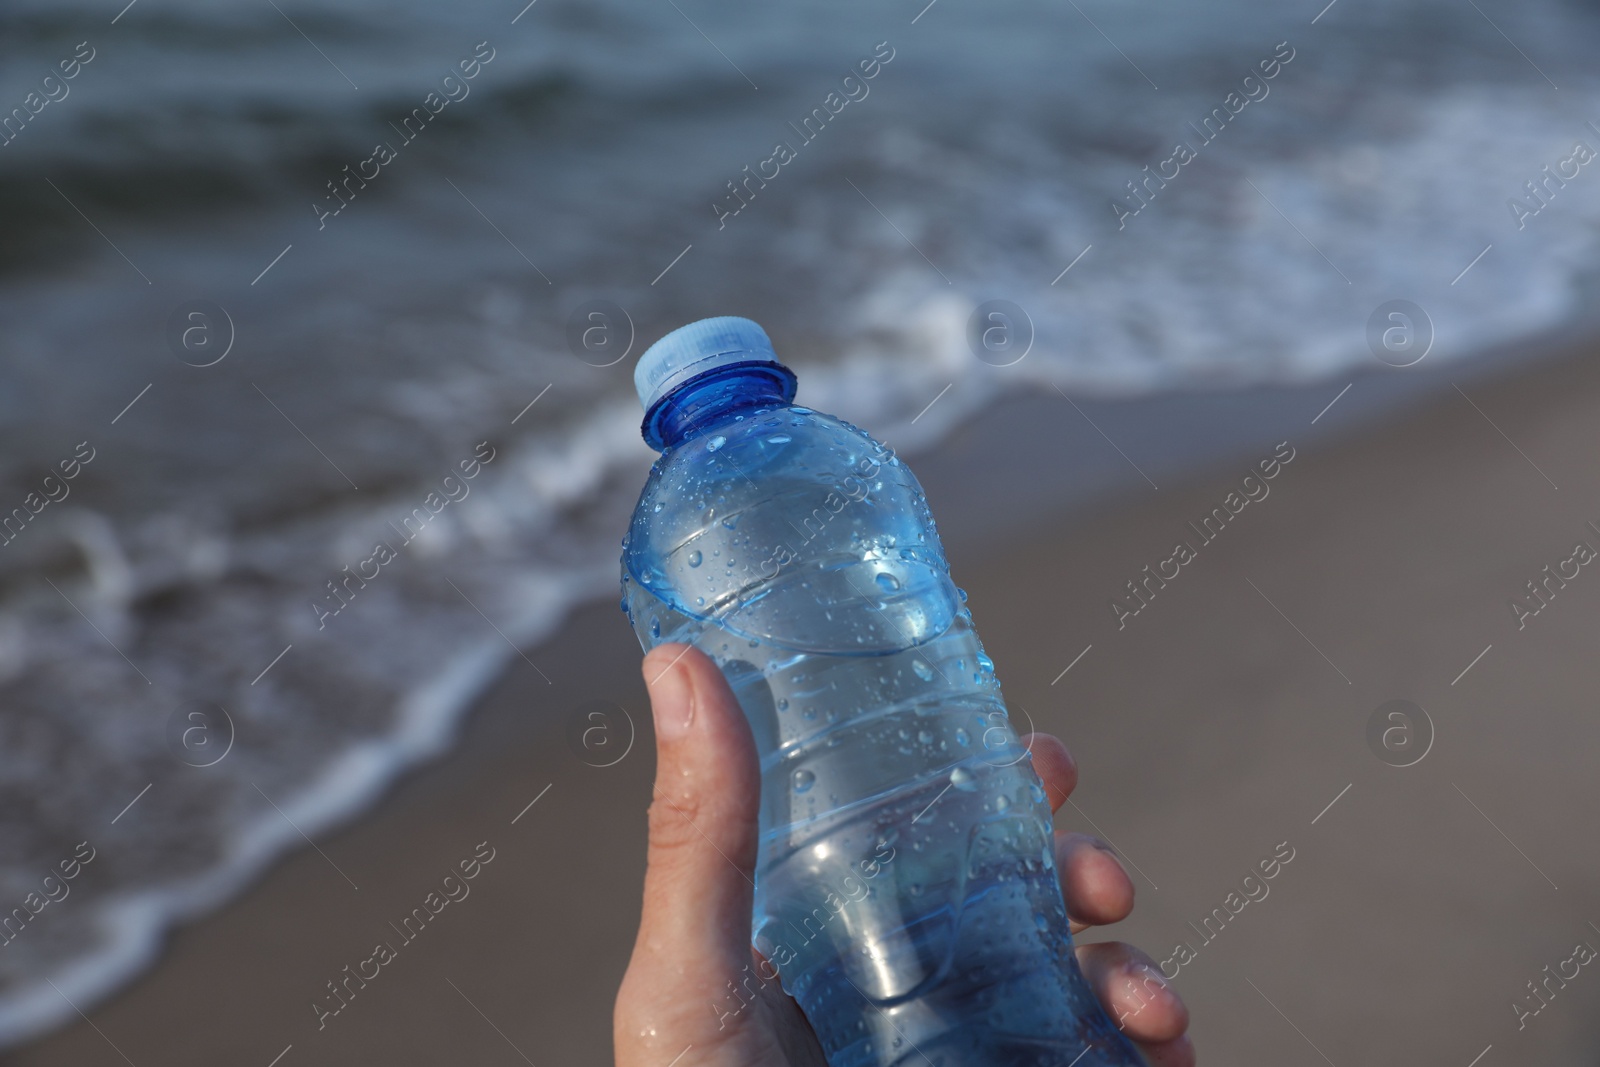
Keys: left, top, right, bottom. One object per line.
{"left": 11, "top": 341, "right": 1600, "bottom": 1066}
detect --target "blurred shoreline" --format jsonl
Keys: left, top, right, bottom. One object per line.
{"left": 10, "top": 330, "right": 1600, "bottom": 1064}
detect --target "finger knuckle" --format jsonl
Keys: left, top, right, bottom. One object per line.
{"left": 646, "top": 794, "right": 705, "bottom": 856}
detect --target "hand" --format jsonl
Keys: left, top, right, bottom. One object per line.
{"left": 615, "top": 644, "right": 1195, "bottom": 1067}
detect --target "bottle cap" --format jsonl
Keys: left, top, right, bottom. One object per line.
{"left": 633, "top": 317, "right": 792, "bottom": 416}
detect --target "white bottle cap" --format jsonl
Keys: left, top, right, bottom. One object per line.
{"left": 633, "top": 316, "right": 784, "bottom": 413}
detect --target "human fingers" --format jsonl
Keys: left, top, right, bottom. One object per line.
{"left": 1055, "top": 831, "right": 1135, "bottom": 932}
{"left": 615, "top": 645, "right": 763, "bottom": 1066}
{"left": 1075, "top": 941, "right": 1193, "bottom": 1063}
{"left": 1019, "top": 731, "right": 1077, "bottom": 811}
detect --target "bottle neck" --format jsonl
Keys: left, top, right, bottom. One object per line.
{"left": 645, "top": 363, "right": 796, "bottom": 451}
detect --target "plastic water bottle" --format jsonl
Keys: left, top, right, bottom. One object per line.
{"left": 621, "top": 318, "right": 1146, "bottom": 1067}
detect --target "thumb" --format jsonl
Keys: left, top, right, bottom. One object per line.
{"left": 632, "top": 643, "right": 761, "bottom": 988}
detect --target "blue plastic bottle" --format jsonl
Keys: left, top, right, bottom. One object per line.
{"left": 621, "top": 318, "right": 1145, "bottom": 1067}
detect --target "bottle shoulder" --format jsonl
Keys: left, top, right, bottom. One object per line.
{"left": 634, "top": 406, "right": 911, "bottom": 514}
{"left": 651, "top": 406, "right": 885, "bottom": 473}
{"left": 623, "top": 405, "right": 954, "bottom": 654}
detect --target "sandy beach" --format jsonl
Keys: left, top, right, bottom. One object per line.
{"left": 11, "top": 338, "right": 1600, "bottom": 1067}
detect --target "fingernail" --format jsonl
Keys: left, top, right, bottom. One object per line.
{"left": 647, "top": 656, "right": 694, "bottom": 741}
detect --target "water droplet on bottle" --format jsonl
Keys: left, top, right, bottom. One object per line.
{"left": 777, "top": 698, "right": 789, "bottom": 711}
{"left": 707, "top": 436, "right": 726, "bottom": 452}
{"left": 687, "top": 550, "right": 702, "bottom": 567}
{"left": 911, "top": 659, "right": 934, "bottom": 681}
{"left": 917, "top": 730, "right": 933, "bottom": 745}
{"left": 1034, "top": 914, "right": 1051, "bottom": 933}
{"left": 993, "top": 793, "right": 1011, "bottom": 812}
{"left": 695, "top": 596, "right": 705, "bottom": 606}
{"left": 792, "top": 406, "right": 812, "bottom": 414}
{"left": 957, "top": 587, "right": 969, "bottom": 602}
{"left": 793, "top": 769, "right": 815, "bottom": 793}
{"left": 721, "top": 514, "right": 739, "bottom": 529}
{"left": 649, "top": 618, "right": 661, "bottom": 639}
{"left": 950, "top": 766, "right": 978, "bottom": 792}
{"left": 1029, "top": 783, "right": 1046, "bottom": 804}
{"left": 767, "top": 434, "right": 791, "bottom": 444}
{"left": 955, "top": 728, "right": 970, "bottom": 746}
{"left": 875, "top": 572, "right": 901, "bottom": 593}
